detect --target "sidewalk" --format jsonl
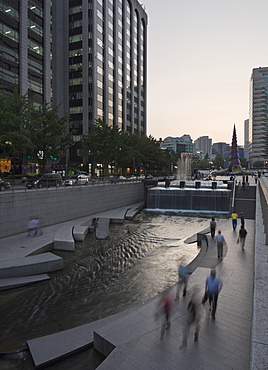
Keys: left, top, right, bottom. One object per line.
{"left": 26, "top": 218, "right": 256, "bottom": 369}
{"left": 0, "top": 190, "right": 267, "bottom": 369}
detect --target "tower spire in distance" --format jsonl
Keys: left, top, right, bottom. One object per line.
{"left": 228, "top": 124, "right": 241, "bottom": 172}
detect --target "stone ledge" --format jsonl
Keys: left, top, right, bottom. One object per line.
{"left": 0, "top": 253, "right": 63, "bottom": 278}
{"left": 54, "top": 226, "right": 75, "bottom": 251}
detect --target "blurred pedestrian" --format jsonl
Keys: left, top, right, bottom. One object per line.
{"left": 231, "top": 212, "right": 239, "bottom": 230}
{"left": 203, "top": 269, "right": 222, "bottom": 320}
{"left": 214, "top": 230, "right": 226, "bottom": 259}
{"left": 210, "top": 217, "right": 216, "bottom": 238}
{"left": 180, "top": 286, "right": 200, "bottom": 347}
{"left": 240, "top": 212, "right": 245, "bottom": 228}
{"left": 155, "top": 291, "right": 174, "bottom": 339}
{"left": 176, "top": 264, "right": 190, "bottom": 299}
{"left": 237, "top": 226, "right": 247, "bottom": 249}
{"left": 27, "top": 217, "right": 34, "bottom": 236}
{"left": 32, "top": 216, "right": 40, "bottom": 237}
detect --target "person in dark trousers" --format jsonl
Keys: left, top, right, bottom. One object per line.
{"left": 203, "top": 269, "right": 222, "bottom": 320}
{"left": 240, "top": 212, "right": 245, "bottom": 228}
{"left": 176, "top": 264, "right": 190, "bottom": 299}
{"left": 210, "top": 218, "right": 216, "bottom": 238}
{"left": 180, "top": 287, "right": 200, "bottom": 347}
{"left": 237, "top": 226, "right": 247, "bottom": 249}
{"left": 231, "top": 212, "right": 239, "bottom": 230}
{"left": 214, "top": 230, "right": 226, "bottom": 259}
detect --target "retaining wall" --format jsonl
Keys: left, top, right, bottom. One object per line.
{"left": 0, "top": 183, "right": 144, "bottom": 238}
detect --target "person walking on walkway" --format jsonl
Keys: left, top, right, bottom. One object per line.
{"left": 231, "top": 212, "right": 239, "bottom": 230}
{"left": 27, "top": 217, "right": 34, "bottom": 236}
{"left": 237, "top": 226, "right": 247, "bottom": 249}
{"left": 155, "top": 291, "right": 173, "bottom": 339}
{"left": 210, "top": 218, "right": 216, "bottom": 238}
{"left": 180, "top": 287, "right": 200, "bottom": 347}
{"left": 176, "top": 264, "right": 190, "bottom": 299}
{"left": 240, "top": 212, "right": 245, "bottom": 228}
{"left": 215, "top": 230, "right": 226, "bottom": 259}
{"left": 203, "top": 269, "right": 222, "bottom": 320}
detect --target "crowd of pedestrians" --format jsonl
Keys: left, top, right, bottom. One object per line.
{"left": 155, "top": 207, "right": 248, "bottom": 347}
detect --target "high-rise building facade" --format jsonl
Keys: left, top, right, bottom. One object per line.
{"left": 212, "top": 142, "right": 228, "bottom": 157}
{"left": 52, "top": 0, "right": 148, "bottom": 160}
{"left": 0, "top": 0, "right": 51, "bottom": 104}
{"left": 244, "top": 119, "right": 249, "bottom": 160}
{"left": 160, "top": 135, "right": 196, "bottom": 154}
{"left": 194, "top": 136, "right": 212, "bottom": 158}
{"left": 1, "top": 0, "right": 148, "bottom": 162}
{"left": 249, "top": 67, "right": 268, "bottom": 166}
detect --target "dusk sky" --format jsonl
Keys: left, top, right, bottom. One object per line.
{"left": 141, "top": 0, "right": 268, "bottom": 145}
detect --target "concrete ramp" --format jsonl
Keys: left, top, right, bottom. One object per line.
{"left": 95, "top": 218, "right": 110, "bottom": 239}
{"left": 54, "top": 226, "right": 75, "bottom": 251}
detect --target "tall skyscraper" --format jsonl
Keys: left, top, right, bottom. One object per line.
{"left": 1, "top": 0, "right": 148, "bottom": 163}
{"left": 194, "top": 136, "right": 212, "bottom": 158}
{"left": 52, "top": 0, "right": 148, "bottom": 161}
{"left": 244, "top": 119, "right": 249, "bottom": 160}
{"left": 0, "top": 0, "right": 51, "bottom": 104}
{"left": 249, "top": 67, "right": 268, "bottom": 166}
{"left": 212, "top": 142, "right": 228, "bottom": 157}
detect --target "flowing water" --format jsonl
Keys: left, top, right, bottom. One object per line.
{"left": 0, "top": 213, "right": 210, "bottom": 369}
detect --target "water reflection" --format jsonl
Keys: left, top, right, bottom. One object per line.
{"left": 0, "top": 213, "right": 209, "bottom": 369}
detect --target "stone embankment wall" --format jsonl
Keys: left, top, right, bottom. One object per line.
{"left": 0, "top": 183, "right": 144, "bottom": 238}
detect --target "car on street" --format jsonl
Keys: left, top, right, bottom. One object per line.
{"left": 64, "top": 174, "right": 89, "bottom": 186}
{"left": 136, "top": 174, "right": 145, "bottom": 180}
{"left": 117, "top": 175, "right": 127, "bottom": 182}
{"left": 27, "top": 173, "right": 62, "bottom": 188}
{"left": 0, "top": 178, "right": 11, "bottom": 191}
{"left": 127, "top": 175, "right": 137, "bottom": 181}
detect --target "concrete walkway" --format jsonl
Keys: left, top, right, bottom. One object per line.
{"left": 27, "top": 218, "right": 256, "bottom": 369}
{"left": 0, "top": 185, "right": 267, "bottom": 369}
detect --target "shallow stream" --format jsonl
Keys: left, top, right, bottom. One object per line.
{"left": 0, "top": 213, "right": 209, "bottom": 369}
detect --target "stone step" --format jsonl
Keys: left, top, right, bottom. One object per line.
{"left": 0, "top": 253, "right": 63, "bottom": 278}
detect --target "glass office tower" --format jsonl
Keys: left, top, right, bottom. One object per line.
{"left": 52, "top": 0, "right": 148, "bottom": 161}
{"left": 0, "top": 0, "right": 51, "bottom": 104}
{"left": 249, "top": 67, "right": 268, "bottom": 166}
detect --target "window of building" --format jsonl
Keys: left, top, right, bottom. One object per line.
{"left": 70, "top": 107, "right": 83, "bottom": 114}
{"left": 0, "top": 3, "right": 19, "bottom": 21}
{"left": 69, "top": 34, "right": 82, "bottom": 43}
{"left": 0, "top": 45, "right": 18, "bottom": 63}
{"left": 28, "top": 79, "right": 43, "bottom": 94}
{"left": 70, "top": 19, "right": 83, "bottom": 28}
{"left": 69, "top": 49, "right": 82, "bottom": 57}
{"left": 69, "top": 5, "right": 82, "bottom": 15}
{"left": 28, "top": 20, "right": 43, "bottom": 37}
{"left": 29, "top": 1, "right": 43, "bottom": 18}
{"left": 0, "top": 24, "right": 19, "bottom": 42}
{"left": 28, "top": 40, "right": 43, "bottom": 55}
{"left": 0, "top": 67, "right": 18, "bottom": 84}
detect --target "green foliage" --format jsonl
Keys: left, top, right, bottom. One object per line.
{"left": 81, "top": 119, "right": 175, "bottom": 175}
{"left": 213, "top": 154, "right": 224, "bottom": 169}
{"left": 0, "top": 87, "right": 33, "bottom": 160}
{"left": 0, "top": 87, "right": 72, "bottom": 168}
{"left": 240, "top": 157, "right": 248, "bottom": 168}
{"left": 27, "top": 103, "right": 72, "bottom": 165}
